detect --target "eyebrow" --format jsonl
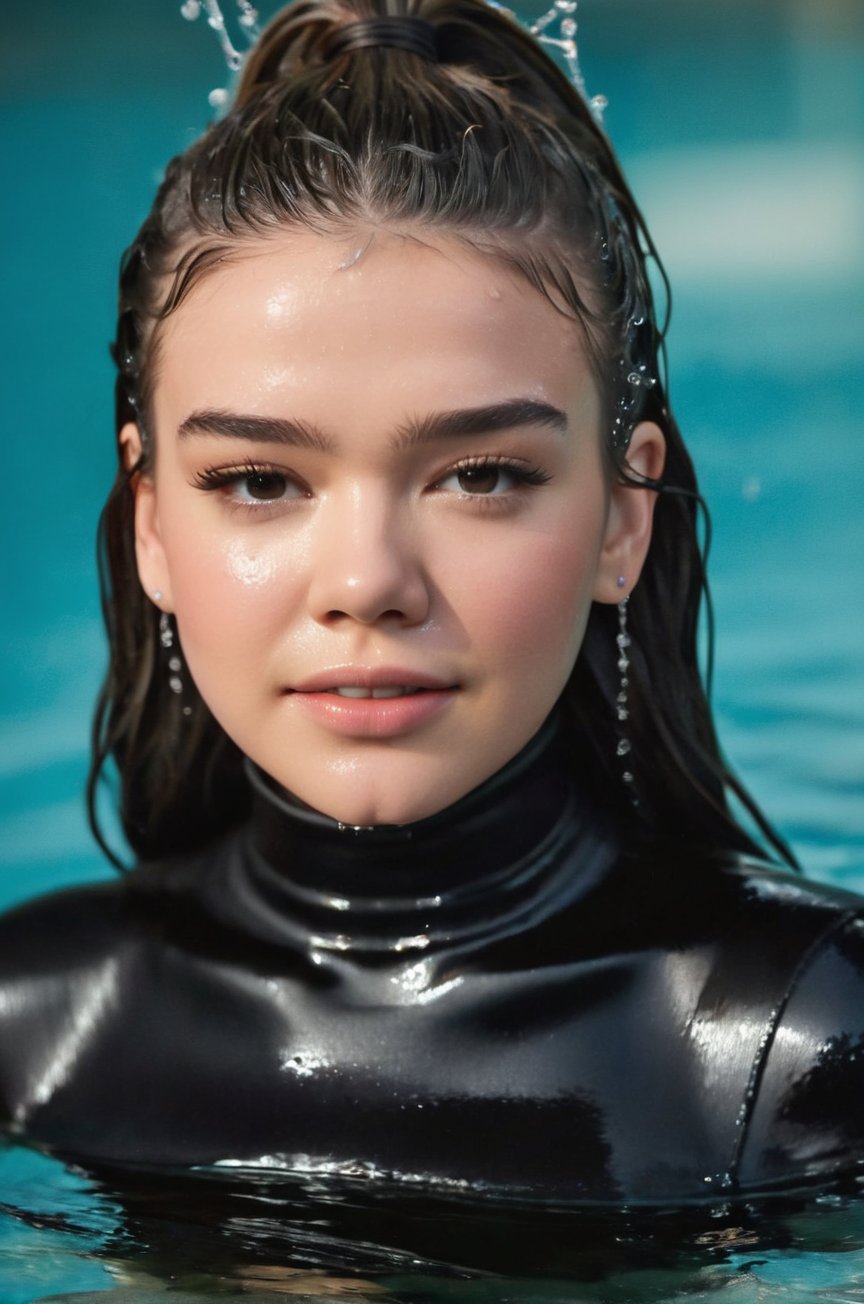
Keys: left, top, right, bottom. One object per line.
{"left": 177, "top": 398, "right": 568, "bottom": 451}
{"left": 178, "top": 410, "right": 334, "bottom": 452}
{"left": 393, "top": 399, "right": 568, "bottom": 449}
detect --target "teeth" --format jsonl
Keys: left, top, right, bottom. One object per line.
{"left": 332, "top": 686, "right": 423, "bottom": 699}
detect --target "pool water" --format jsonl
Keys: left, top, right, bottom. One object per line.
{"left": 1, "top": 0, "right": 862, "bottom": 1299}
{"left": 3, "top": 1145, "right": 864, "bottom": 1302}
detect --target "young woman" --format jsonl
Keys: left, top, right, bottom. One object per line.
{"left": 0, "top": 0, "right": 862, "bottom": 1205}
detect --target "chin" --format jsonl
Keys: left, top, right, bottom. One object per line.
{"left": 287, "top": 758, "right": 482, "bottom": 828}
{"left": 305, "top": 788, "right": 450, "bottom": 829}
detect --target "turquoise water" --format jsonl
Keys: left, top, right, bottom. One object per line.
{"left": 1, "top": 0, "right": 863, "bottom": 1298}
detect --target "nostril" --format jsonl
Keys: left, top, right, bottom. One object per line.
{"left": 325, "top": 607, "right": 407, "bottom": 624}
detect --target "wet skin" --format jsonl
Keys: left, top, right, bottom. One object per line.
{"left": 126, "top": 228, "right": 663, "bottom": 825}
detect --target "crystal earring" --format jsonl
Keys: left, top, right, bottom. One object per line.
{"left": 615, "top": 578, "right": 637, "bottom": 805}
{"left": 159, "top": 612, "right": 184, "bottom": 696}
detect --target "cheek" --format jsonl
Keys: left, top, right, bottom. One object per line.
{"left": 445, "top": 519, "right": 602, "bottom": 672}
{"left": 163, "top": 520, "right": 307, "bottom": 659}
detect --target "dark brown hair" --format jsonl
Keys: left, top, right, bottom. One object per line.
{"left": 88, "top": 0, "right": 795, "bottom": 867}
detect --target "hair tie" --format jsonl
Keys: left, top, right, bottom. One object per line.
{"left": 325, "top": 17, "right": 439, "bottom": 63}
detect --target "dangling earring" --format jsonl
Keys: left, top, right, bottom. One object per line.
{"left": 159, "top": 612, "right": 184, "bottom": 696}
{"left": 615, "top": 577, "right": 637, "bottom": 805}
{"left": 154, "top": 595, "right": 192, "bottom": 716}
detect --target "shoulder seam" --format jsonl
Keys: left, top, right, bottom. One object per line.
{"left": 728, "top": 904, "right": 864, "bottom": 1189}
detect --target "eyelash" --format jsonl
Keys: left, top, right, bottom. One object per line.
{"left": 190, "top": 454, "right": 552, "bottom": 513}
{"left": 432, "top": 455, "right": 552, "bottom": 504}
{"left": 191, "top": 461, "right": 308, "bottom": 505}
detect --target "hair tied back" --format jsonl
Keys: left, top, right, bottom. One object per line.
{"left": 325, "top": 17, "right": 439, "bottom": 62}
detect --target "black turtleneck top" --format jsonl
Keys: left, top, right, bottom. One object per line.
{"left": 1, "top": 725, "right": 863, "bottom": 1205}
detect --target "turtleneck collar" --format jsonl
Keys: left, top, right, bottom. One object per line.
{"left": 194, "top": 716, "right": 617, "bottom": 961}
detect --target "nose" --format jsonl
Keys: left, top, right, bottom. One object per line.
{"left": 307, "top": 489, "right": 431, "bottom": 628}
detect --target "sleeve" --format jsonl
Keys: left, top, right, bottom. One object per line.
{"left": 737, "top": 911, "right": 864, "bottom": 1193}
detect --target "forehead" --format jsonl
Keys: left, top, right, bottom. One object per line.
{"left": 153, "top": 228, "right": 599, "bottom": 430}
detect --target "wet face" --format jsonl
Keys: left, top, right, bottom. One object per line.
{"left": 128, "top": 229, "right": 662, "bottom": 825}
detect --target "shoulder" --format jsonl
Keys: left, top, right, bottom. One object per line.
{"left": 603, "top": 846, "right": 864, "bottom": 1194}
{"left": 589, "top": 840, "right": 864, "bottom": 963}
{"left": 737, "top": 902, "right": 864, "bottom": 1193}
{"left": 0, "top": 852, "right": 226, "bottom": 1130}
{"left": 0, "top": 878, "right": 136, "bottom": 975}
{"left": 0, "top": 878, "right": 136, "bottom": 1127}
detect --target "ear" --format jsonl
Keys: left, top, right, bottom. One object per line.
{"left": 119, "top": 421, "right": 174, "bottom": 611}
{"left": 592, "top": 421, "right": 666, "bottom": 603}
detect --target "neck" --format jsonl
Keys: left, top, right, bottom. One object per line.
{"left": 205, "top": 717, "right": 617, "bottom": 959}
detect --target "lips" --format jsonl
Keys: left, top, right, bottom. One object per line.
{"left": 286, "top": 669, "right": 458, "bottom": 738}
{"left": 328, "top": 685, "right": 426, "bottom": 699}
{"left": 290, "top": 668, "right": 457, "bottom": 694}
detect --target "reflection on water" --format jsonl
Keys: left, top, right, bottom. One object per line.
{"left": 3, "top": 1144, "right": 864, "bottom": 1302}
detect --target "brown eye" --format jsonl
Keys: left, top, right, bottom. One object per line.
{"left": 242, "top": 471, "right": 289, "bottom": 501}
{"left": 455, "top": 465, "right": 505, "bottom": 494}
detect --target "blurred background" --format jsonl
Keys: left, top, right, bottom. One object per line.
{"left": 1, "top": 0, "right": 862, "bottom": 908}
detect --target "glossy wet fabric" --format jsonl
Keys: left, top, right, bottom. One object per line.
{"left": 1, "top": 727, "right": 863, "bottom": 1204}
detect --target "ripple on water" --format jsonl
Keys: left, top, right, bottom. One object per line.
{"left": 3, "top": 1146, "right": 864, "bottom": 1302}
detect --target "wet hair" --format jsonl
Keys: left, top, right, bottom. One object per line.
{"left": 88, "top": 0, "right": 795, "bottom": 868}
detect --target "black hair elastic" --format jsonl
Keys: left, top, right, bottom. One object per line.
{"left": 325, "top": 17, "right": 439, "bottom": 62}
